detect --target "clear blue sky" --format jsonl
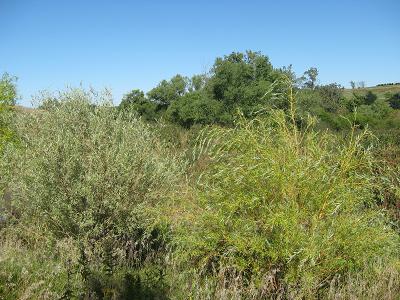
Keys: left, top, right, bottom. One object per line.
{"left": 1, "top": 0, "right": 399, "bottom": 106}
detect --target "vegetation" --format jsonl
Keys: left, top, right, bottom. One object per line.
{"left": 1, "top": 52, "right": 400, "bottom": 299}
{"left": 119, "top": 52, "right": 400, "bottom": 137}
{"left": 1, "top": 89, "right": 185, "bottom": 298}
{"left": 342, "top": 84, "right": 400, "bottom": 100}
{"left": 0, "top": 73, "right": 18, "bottom": 154}
{"left": 376, "top": 82, "right": 400, "bottom": 87}
{"left": 173, "top": 110, "right": 399, "bottom": 299}
{"left": 120, "top": 51, "right": 289, "bottom": 126}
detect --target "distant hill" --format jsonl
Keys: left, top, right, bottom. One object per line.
{"left": 15, "top": 105, "right": 36, "bottom": 113}
{"left": 343, "top": 84, "right": 400, "bottom": 99}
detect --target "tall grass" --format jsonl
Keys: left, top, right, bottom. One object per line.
{"left": 171, "top": 85, "right": 400, "bottom": 299}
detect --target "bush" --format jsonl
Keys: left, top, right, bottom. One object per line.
{"left": 172, "top": 97, "right": 400, "bottom": 298}
{"left": 352, "top": 99, "right": 393, "bottom": 128}
{"left": 364, "top": 91, "right": 378, "bottom": 105}
{"left": 119, "top": 89, "right": 163, "bottom": 122}
{"left": 388, "top": 92, "right": 400, "bottom": 110}
{"left": 166, "top": 91, "right": 223, "bottom": 127}
{"left": 316, "top": 83, "right": 344, "bottom": 113}
{"left": 0, "top": 88, "right": 185, "bottom": 298}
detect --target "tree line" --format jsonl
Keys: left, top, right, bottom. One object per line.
{"left": 118, "top": 51, "right": 400, "bottom": 134}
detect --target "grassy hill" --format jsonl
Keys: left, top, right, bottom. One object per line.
{"left": 343, "top": 84, "right": 400, "bottom": 99}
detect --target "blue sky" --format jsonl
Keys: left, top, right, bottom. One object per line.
{"left": 1, "top": 0, "right": 399, "bottom": 106}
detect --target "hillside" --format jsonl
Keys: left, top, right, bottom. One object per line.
{"left": 343, "top": 84, "right": 400, "bottom": 99}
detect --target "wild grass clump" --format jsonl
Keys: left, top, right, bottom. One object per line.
{"left": 0, "top": 88, "right": 185, "bottom": 298}
{"left": 172, "top": 88, "right": 400, "bottom": 298}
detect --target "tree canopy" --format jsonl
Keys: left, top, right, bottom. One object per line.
{"left": 120, "top": 51, "right": 287, "bottom": 125}
{"left": 118, "top": 50, "right": 399, "bottom": 136}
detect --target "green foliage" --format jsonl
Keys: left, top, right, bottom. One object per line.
{"left": 166, "top": 91, "right": 222, "bottom": 127}
{"left": 347, "top": 91, "right": 379, "bottom": 111}
{"left": 173, "top": 95, "right": 400, "bottom": 297}
{"left": 2, "top": 54, "right": 400, "bottom": 299}
{"left": 119, "top": 89, "right": 161, "bottom": 121}
{"left": 0, "top": 88, "right": 185, "bottom": 298}
{"left": 119, "top": 51, "right": 399, "bottom": 137}
{"left": 353, "top": 99, "right": 393, "bottom": 128}
{"left": 120, "top": 75, "right": 192, "bottom": 122}
{"left": 188, "top": 74, "right": 207, "bottom": 92}
{"left": 296, "top": 86, "right": 350, "bottom": 131}
{"left": 122, "top": 51, "right": 287, "bottom": 126}
{"left": 364, "top": 91, "right": 378, "bottom": 105}
{"left": 147, "top": 74, "right": 188, "bottom": 107}
{"left": 377, "top": 82, "right": 400, "bottom": 87}
{"left": 388, "top": 92, "right": 400, "bottom": 109}
{"left": 0, "top": 73, "right": 17, "bottom": 106}
{"left": 316, "top": 83, "right": 344, "bottom": 113}
{"left": 302, "top": 67, "right": 319, "bottom": 89}
{"left": 345, "top": 93, "right": 365, "bottom": 112}
{"left": 119, "top": 89, "right": 146, "bottom": 110}
{"left": 206, "top": 51, "right": 285, "bottom": 120}
{"left": 0, "top": 73, "right": 18, "bottom": 155}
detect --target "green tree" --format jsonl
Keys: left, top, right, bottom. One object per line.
{"left": 188, "top": 74, "right": 207, "bottom": 92}
{"left": 120, "top": 89, "right": 146, "bottom": 109}
{"left": 147, "top": 74, "right": 188, "bottom": 108}
{"left": 279, "top": 64, "right": 297, "bottom": 83}
{"left": 317, "top": 83, "right": 344, "bottom": 112}
{"left": 119, "top": 89, "right": 161, "bottom": 121}
{"left": 303, "top": 67, "right": 319, "bottom": 89}
{"left": 205, "top": 50, "right": 285, "bottom": 122}
{"left": 166, "top": 91, "right": 222, "bottom": 127}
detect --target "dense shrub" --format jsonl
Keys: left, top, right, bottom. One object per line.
{"left": 119, "top": 89, "right": 162, "bottom": 121}
{"left": 0, "top": 88, "right": 185, "bottom": 298}
{"left": 172, "top": 96, "right": 400, "bottom": 298}
{"left": 166, "top": 91, "right": 223, "bottom": 127}
{"left": 388, "top": 92, "right": 400, "bottom": 109}
{"left": 364, "top": 91, "right": 378, "bottom": 105}
{"left": 352, "top": 99, "right": 393, "bottom": 128}
{"left": 316, "top": 83, "right": 344, "bottom": 113}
